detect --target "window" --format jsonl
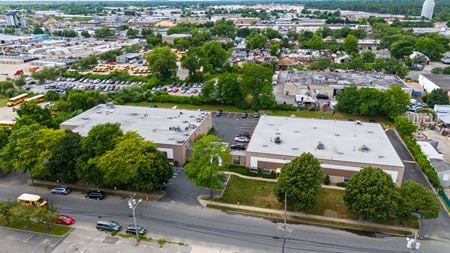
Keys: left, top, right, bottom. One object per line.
{"left": 344, "top": 176, "right": 350, "bottom": 182}
{"left": 233, "top": 159, "right": 240, "bottom": 165}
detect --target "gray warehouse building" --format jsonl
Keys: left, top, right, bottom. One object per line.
{"left": 60, "top": 104, "right": 212, "bottom": 166}
{"left": 245, "top": 116, "right": 405, "bottom": 185}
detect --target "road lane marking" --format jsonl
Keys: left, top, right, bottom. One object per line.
{"left": 24, "top": 233, "right": 34, "bottom": 242}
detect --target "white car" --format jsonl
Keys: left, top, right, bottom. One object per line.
{"left": 234, "top": 136, "right": 250, "bottom": 143}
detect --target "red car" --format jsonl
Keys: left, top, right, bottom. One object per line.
{"left": 172, "top": 88, "right": 179, "bottom": 93}
{"left": 57, "top": 214, "right": 75, "bottom": 225}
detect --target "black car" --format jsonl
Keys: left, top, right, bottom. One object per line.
{"left": 316, "top": 94, "right": 329, "bottom": 100}
{"left": 216, "top": 110, "right": 223, "bottom": 117}
{"left": 126, "top": 224, "right": 146, "bottom": 235}
{"left": 51, "top": 186, "right": 71, "bottom": 195}
{"left": 241, "top": 112, "right": 248, "bottom": 119}
{"left": 85, "top": 190, "right": 106, "bottom": 200}
{"left": 230, "top": 143, "right": 246, "bottom": 150}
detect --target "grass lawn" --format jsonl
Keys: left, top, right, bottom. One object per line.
{"left": 125, "top": 102, "right": 391, "bottom": 125}
{"left": 0, "top": 96, "right": 8, "bottom": 107}
{"left": 3, "top": 221, "right": 70, "bottom": 236}
{"left": 219, "top": 175, "right": 356, "bottom": 219}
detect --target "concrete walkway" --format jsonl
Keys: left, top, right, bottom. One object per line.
{"left": 199, "top": 197, "right": 417, "bottom": 235}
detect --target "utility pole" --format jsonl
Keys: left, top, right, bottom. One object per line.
{"left": 407, "top": 213, "right": 422, "bottom": 253}
{"left": 128, "top": 194, "right": 142, "bottom": 244}
{"left": 277, "top": 192, "right": 291, "bottom": 253}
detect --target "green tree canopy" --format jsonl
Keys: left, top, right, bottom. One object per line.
{"left": 202, "top": 42, "right": 228, "bottom": 72}
{"left": 81, "top": 30, "right": 90, "bottom": 38}
{"left": 95, "top": 132, "right": 172, "bottom": 191}
{"left": 95, "top": 27, "right": 115, "bottom": 38}
{"left": 381, "top": 86, "right": 410, "bottom": 119}
{"left": 181, "top": 46, "right": 208, "bottom": 81}
{"left": 146, "top": 46, "right": 178, "bottom": 81}
{"left": 240, "top": 64, "right": 274, "bottom": 109}
{"left": 246, "top": 32, "right": 268, "bottom": 49}
{"left": 415, "top": 37, "right": 446, "bottom": 61}
{"left": 275, "top": 153, "right": 324, "bottom": 210}
{"left": 344, "top": 167, "right": 398, "bottom": 221}
{"left": 343, "top": 35, "right": 359, "bottom": 54}
{"left": 47, "top": 130, "right": 82, "bottom": 183}
{"left": 394, "top": 116, "right": 417, "bottom": 137}
{"left": 397, "top": 180, "right": 440, "bottom": 220}
{"left": 15, "top": 102, "right": 55, "bottom": 128}
{"left": 185, "top": 135, "right": 231, "bottom": 198}
{"left": 424, "top": 89, "right": 449, "bottom": 108}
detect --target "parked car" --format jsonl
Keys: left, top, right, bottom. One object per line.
{"left": 316, "top": 94, "right": 329, "bottom": 99}
{"left": 126, "top": 224, "right": 146, "bottom": 235}
{"left": 216, "top": 110, "right": 223, "bottom": 117}
{"left": 236, "top": 132, "right": 251, "bottom": 139}
{"left": 253, "top": 112, "right": 259, "bottom": 118}
{"left": 241, "top": 112, "right": 248, "bottom": 119}
{"left": 85, "top": 190, "right": 106, "bottom": 200}
{"left": 234, "top": 136, "right": 250, "bottom": 143}
{"left": 51, "top": 186, "right": 71, "bottom": 195}
{"left": 57, "top": 214, "right": 75, "bottom": 225}
{"left": 96, "top": 220, "right": 121, "bottom": 232}
{"left": 230, "top": 143, "right": 246, "bottom": 150}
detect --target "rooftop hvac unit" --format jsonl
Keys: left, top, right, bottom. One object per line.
{"left": 176, "top": 140, "right": 184, "bottom": 144}
{"left": 317, "top": 141, "right": 325, "bottom": 150}
{"left": 360, "top": 145, "right": 370, "bottom": 152}
{"left": 106, "top": 102, "right": 114, "bottom": 108}
{"left": 274, "top": 136, "right": 282, "bottom": 144}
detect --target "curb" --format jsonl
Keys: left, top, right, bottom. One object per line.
{"left": 199, "top": 197, "right": 417, "bottom": 235}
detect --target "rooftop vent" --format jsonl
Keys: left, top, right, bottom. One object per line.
{"left": 378, "top": 155, "right": 384, "bottom": 158}
{"left": 367, "top": 131, "right": 373, "bottom": 134}
{"left": 106, "top": 102, "right": 114, "bottom": 109}
{"left": 130, "top": 112, "right": 139, "bottom": 116}
{"left": 82, "top": 117, "right": 89, "bottom": 120}
{"left": 262, "top": 144, "right": 268, "bottom": 147}
{"left": 294, "top": 131, "right": 300, "bottom": 133}
{"left": 360, "top": 145, "right": 370, "bottom": 152}
{"left": 317, "top": 141, "right": 325, "bottom": 150}
{"left": 334, "top": 133, "right": 340, "bottom": 137}
{"left": 274, "top": 136, "right": 282, "bottom": 144}
{"left": 356, "top": 120, "right": 362, "bottom": 125}
{"left": 176, "top": 140, "right": 184, "bottom": 144}
{"left": 292, "top": 147, "right": 299, "bottom": 151}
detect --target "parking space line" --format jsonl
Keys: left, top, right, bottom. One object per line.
{"left": 24, "top": 233, "right": 34, "bottom": 242}
{"left": 403, "top": 160, "right": 416, "bottom": 164}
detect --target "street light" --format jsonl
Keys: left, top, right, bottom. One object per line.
{"left": 128, "top": 194, "right": 142, "bottom": 244}
{"left": 277, "top": 192, "right": 291, "bottom": 253}
{"left": 406, "top": 213, "right": 422, "bottom": 253}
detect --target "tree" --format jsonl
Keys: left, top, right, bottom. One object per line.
{"left": 361, "top": 51, "right": 375, "bottom": 63}
{"left": 81, "top": 30, "right": 91, "bottom": 38}
{"left": 390, "top": 40, "right": 415, "bottom": 59}
{"left": 264, "top": 28, "right": 279, "bottom": 39}
{"left": 47, "top": 130, "right": 82, "bottom": 183}
{"left": 0, "top": 200, "right": 16, "bottom": 225}
{"left": 240, "top": 64, "right": 274, "bottom": 109}
{"left": 76, "top": 123, "right": 123, "bottom": 185}
{"left": 343, "top": 35, "right": 359, "bottom": 54}
{"left": 95, "top": 27, "right": 115, "bottom": 38}
{"left": 246, "top": 32, "right": 268, "bottom": 49}
{"left": 31, "top": 67, "right": 63, "bottom": 83}
{"left": 141, "top": 28, "right": 153, "bottom": 37}
{"left": 173, "top": 37, "right": 192, "bottom": 51}
{"left": 185, "top": 135, "right": 231, "bottom": 198}
{"left": 15, "top": 102, "right": 55, "bottom": 128}
{"left": 146, "top": 46, "right": 177, "bottom": 81}
{"left": 415, "top": 37, "right": 446, "bottom": 61}
{"left": 181, "top": 47, "right": 207, "bottom": 81}
{"left": 211, "top": 19, "right": 236, "bottom": 38}
{"left": 357, "top": 88, "right": 382, "bottom": 116}
{"left": 33, "top": 27, "right": 44, "bottom": 34}
{"left": 146, "top": 33, "right": 163, "bottom": 49}
{"left": 424, "top": 89, "right": 449, "bottom": 108}
{"left": 237, "top": 28, "right": 252, "bottom": 38}
{"left": 394, "top": 116, "right": 417, "bottom": 137}
{"left": 381, "top": 86, "right": 410, "bottom": 119}
{"left": 126, "top": 28, "right": 138, "bottom": 37}
{"left": 217, "top": 73, "right": 242, "bottom": 105}
{"left": 397, "top": 181, "right": 439, "bottom": 220}
{"left": 275, "top": 153, "right": 324, "bottom": 210}
{"left": 202, "top": 42, "right": 228, "bottom": 71}
{"left": 305, "top": 34, "right": 325, "bottom": 50}
{"left": 344, "top": 167, "right": 398, "bottom": 221}
{"left": 14, "top": 75, "right": 26, "bottom": 87}
{"left": 308, "top": 57, "right": 331, "bottom": 70}
{"left": 269, "top": 41, "right": 281, "bottom": 56}
{"left": 95, "top": 132, "right": 172, "bottom": 191}
{"left": 0, "top": 128, "right": 11, "bottom": 151}
{"left": 66, "top": 90, "right": 106, "bottom": 112}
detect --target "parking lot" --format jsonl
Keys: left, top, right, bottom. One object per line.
{"left": 42, "top": 77, "right": 144, "bottom": 93}
{"left": 0, "top": 227, "right": 66, "bottom": 253}
{"left": 151, "top": 82, "right": 204, "bottom": 96}
{"left": 213, "top": 112, "right": 260, "bottom": 146}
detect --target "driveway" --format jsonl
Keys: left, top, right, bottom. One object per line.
{"left": 0, "top": 227, "right": 66, "bottom": 253}
{"left": 385, "top": 129, "right": 450, "bottom": 240}
{"left": 213, "top": 112, "right": 259, "bottom": 144}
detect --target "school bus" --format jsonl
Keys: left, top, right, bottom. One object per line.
{"left": 17, "top": 193, "right": 47, "bottom": 207}
{"left": 24, "top": 94, "right": 45, "bottom": 104}
{"left": 0, "top": 120, "right": 15, "bottom": 129}
{"left": 6, "top": 93, "right": 28, "bottom": 107}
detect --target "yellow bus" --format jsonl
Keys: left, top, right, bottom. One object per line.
{"left": 0, "top": 120, "right": 15, "bottom": 129}
{"left": 24, "top": 94, "right": 45, "bottom": 104}
{"left": 6, "top": 93, "right": 28, "bottom": 107}
{"left": 17, "top": 193, "right": 47, "bottom": 207}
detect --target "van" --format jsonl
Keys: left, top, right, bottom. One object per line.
{"left": 17, "top": 193, "right": 47, "bottom": 207}
{"left": 96, "top": 220, "right": 122, "bottom": 232}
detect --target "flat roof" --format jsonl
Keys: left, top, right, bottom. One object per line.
{"left": 422, "top": 74, "right": 450, "bottom": 89}
{"left": 247, "top": 116, "right": 404, "bottom": 168}
{"left": 60, "top": 104, "right": 210, "bottom": 146}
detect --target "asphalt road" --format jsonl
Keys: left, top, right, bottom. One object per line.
{"left": 1, "top": 173, "right": 450, "bottom": 253}
{"left": 386, "top": 129, "right": 450, "bottom": 241}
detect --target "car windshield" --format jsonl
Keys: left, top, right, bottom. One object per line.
{"left": 111, "top": 221, "right": 119, "bottom": 226}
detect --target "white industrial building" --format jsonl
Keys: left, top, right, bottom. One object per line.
{"left": 419, "top": 74, "right": 450, "bottom": 98}
{"left": 245, "top": 116, "right": 405, "bottom": 185}
{"left": 421, "top": 0, "right": 436, "bottom": 20}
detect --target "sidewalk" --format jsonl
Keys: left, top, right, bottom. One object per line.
{"left": 199, "top": 197, "right": 417, "bottom": 235}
